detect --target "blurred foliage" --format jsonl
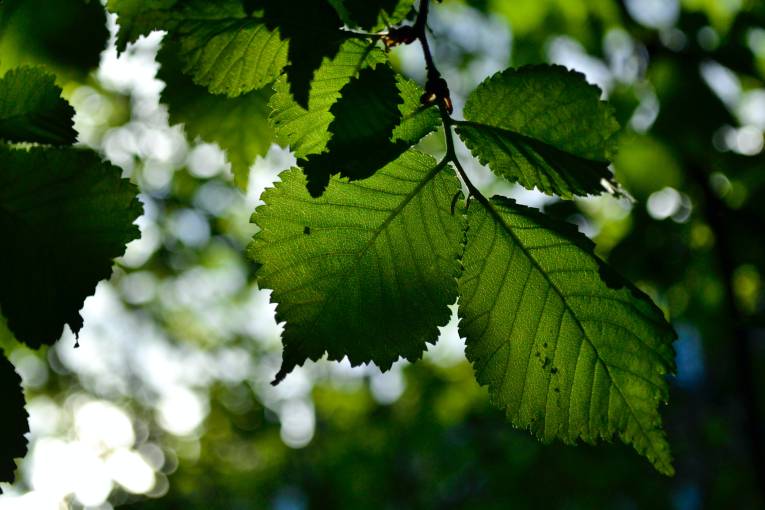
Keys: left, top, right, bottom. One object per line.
{"left": 0, "top": 0, "right": 108, "bottom": 78}
{"left": 1, "top": 0, "right": 764, "bottom": 508}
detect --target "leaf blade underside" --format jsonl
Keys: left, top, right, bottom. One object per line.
{"left": 249, "top": 150, "right": 464, "bottom": 383}
{"left": 257, "top": 0, "right": 347, "bottom": 108}
{"left": 269, "top": 39, "right": 387, "bottom": 159}
{"left": 457, "top": 65, "right": 621, "bottom": 198}
{"left": 458, "top": 196, "right": 676, "bottom": 475}
{"left": 334, "top": 0, "right": 415, "bottom": 30}
{"left": 109, "top": 0, "right": 288, "bottom": 96}
{"left": 301, "top": 65, "right": 439, "bottom": 196}
{"left": 157, "top": 41, "right": 273, "bottom": 189}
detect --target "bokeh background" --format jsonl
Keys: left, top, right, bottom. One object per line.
{"left": 1, "top": 0, "right": 764, "bottom": 508}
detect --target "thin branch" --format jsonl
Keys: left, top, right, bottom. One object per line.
{"left": 409, "top": 0, "right": 453, "bottom": 114}
{"left": 440, "top": 108, "right": 482, "bottom": 203}
{"left": 413, "top": 0, "right": 437, "bottom": 79}
{"left": 411, "top": 0, "right": 484, "bottom": 205}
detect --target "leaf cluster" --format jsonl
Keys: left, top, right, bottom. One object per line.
{"left": 107, "top": 0, "right": 415, "bottom": 188}
{"left": 0, "top": 3, "right": 141, "bottom": 487}
{"left": 25, "top": 0, "right": 679, "bottom": 482}
{"left": 107, "top": 0, "right": 680, "bottom": 475}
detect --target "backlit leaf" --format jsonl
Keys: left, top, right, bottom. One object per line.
{"left": 257, "top": 0, "right": 347, "bottom": 107}
{"left": 249, "top": 150, "right": 463, "bottom": 383}
{"left": 109, "top": 0, "right": 288, "bottom": 96}
{"left": 458, "top": 196, "right": 676, "bottom": 474}
{"left": 157, "top": 42, "right": 273, "bottom": 190}
{"left": 457, "top": 65, "right": 621, "bottom": 198}
{"left": 301, "top": 65, "right": 439, "bottom": 196}
{"left": 335, "top": 0, "right": 415, "bottom": 30}
{"left": 269, "top": 39, "right": 387, "bottom": 158}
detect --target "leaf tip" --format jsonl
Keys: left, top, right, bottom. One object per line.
{"left": 271, "top": 366, "right": 289, "bottom": 386}
{"left": 272, "top": 356, "right": 299, "bottom": 385}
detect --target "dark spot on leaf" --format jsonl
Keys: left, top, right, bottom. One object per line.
{"left": 541, "top": 356, "right": 551, "bottom": 369}
{"left": 303, "top": 226, "right": 311, "bottom": 235}
{"left": 551, "top": 367, "right": 558, "bottom": 375}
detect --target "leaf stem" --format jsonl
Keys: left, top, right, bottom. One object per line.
{"left": 414, "top": 0, "right": 438, "bottom": 80}
{"left": 412, "top": 0, "right": 486, "bottom": 205}
{"left": 440, "top": 108, "right": 482, "bottom": 203}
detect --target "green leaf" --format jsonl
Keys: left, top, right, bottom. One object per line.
{"left": 242, "top": 0, "right": 258, "bottom": 16}
{"left": 258, "top": 0, "right": 346, "bottom": 107}
{"left": 109, "top": 0, "right": 288, "bottom": 96}
{"left": 157, "top": 42, "right": 273, "bottom": 190}
{"left": 0, "top": 67, "right": 77, "bottom": 146}
{"left": 301, "top": 65, "right": 440, "bottom": 196}
{"left": 458, "top": 196, "right": 676, "bottom": 475}
{"left": 391, "top": 77, "right": 441, "bottom": 145}
{"left": 110, "top": 0, "right": 236, "bottom": 50}
{"left": 249, "top": 150, "right": 463, "bottom": 383}
{"left": 0, "top": 354, "right": 28, "bottom": 489}
{"left": 269, "top": 39, "right": 387, "bottom": 159}
{"left": 457, "top": 65, "right": 621, "bottom": 198}
{"left": 334, "top": 0, "right": 415, "bottom": 30}
{"left": 0, "top": 146, "right": 142, "bottom": 348}
{"left": 302, "top": 65, "right": 404, "bottom": 195}
{"left": 108, "top": 0, "right": 176, "bottom": 51}
{"left": 0, "top": 0, "right": 108, "bottom": 76}
{"left": 174, "top": 12, "right": 287, "bottom": 97}
{"left": 325, "top": 66, "right": 403, "bottom": 154}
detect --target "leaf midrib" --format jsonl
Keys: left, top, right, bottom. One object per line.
{"left": 477, "top": 196, "right": 669, "bottom": 470}
{"left": 273, "top": 159, "right": 448, "bottom": 339}
{"left": 456, "top": 120, "right": 609, "bottom": 164}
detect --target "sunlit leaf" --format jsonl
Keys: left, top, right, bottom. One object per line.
{"left": 257, "top": 0, "right": 347, "bottom": 107}
{"left": 458, "top": 195, "right": 676, "bottom": 474}
{"left": 157, "top": 42, "right": 273, "bottom": 190}
{"left": 334, "top": 0, "right": 415, "bottom": 30}
{"left": 249, "top": 150, "right": 463, "bottom": 383}
{"left": 302, "top": 65, "right": 439, "bottom": 196}
{"left": 269, "top": 39, "right": 387, "bottom": 158}
{"left": 457, "top": 65, "right": 620, "bottom": 198}
{"left": 109, "top": 0, "right": 288, "bottom": 96}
